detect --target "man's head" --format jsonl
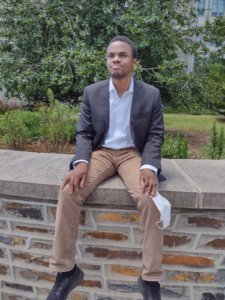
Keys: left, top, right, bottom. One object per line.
{"left": 106, "top": 36, "right": 137, "bottom": 80}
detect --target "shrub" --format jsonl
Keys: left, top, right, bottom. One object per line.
{"left": 39, "top": 90, "right": 77, "bottom": 152}
{"left": 206, "top": 122, "right": 225, "bottom": 159}
{"left": 0, "top": 110, "right": 41, "bottom": 149}
{"left": 162, "top": 132, "right": 188, "bottom": 159}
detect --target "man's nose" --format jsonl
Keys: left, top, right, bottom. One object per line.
{"left": 113, "top": 55, "right": 120, "bottom": 62}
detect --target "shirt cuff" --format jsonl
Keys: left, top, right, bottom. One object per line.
{"left": 140, "top": 164, "right": 158, "bottom": 174}
{"left": 72, "top": 160, "right": 89, "bottom": 168}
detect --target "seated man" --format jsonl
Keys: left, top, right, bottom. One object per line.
{"left": 47, "top": 35, "right": 164, "bottom": 300}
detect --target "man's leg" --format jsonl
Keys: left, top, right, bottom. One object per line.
{"left": 49, "top": 149, "right": 116, "bottom": 272}
{"left": 116, "top": 148, "right": 163, "bottom": 281}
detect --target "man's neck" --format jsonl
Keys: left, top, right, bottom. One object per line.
{"left": 112, "top": 77, "right": 132, "bottom": 97}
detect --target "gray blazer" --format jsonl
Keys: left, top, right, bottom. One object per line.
{"left": 71, "top": 78, "right": 164, "bottom": 173}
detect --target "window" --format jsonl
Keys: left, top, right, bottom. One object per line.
{"left": 212, "top": 0, "right": 225, "bottom": 16}
{"left": 198, "top": 0, "right": 205, "bottom": 15}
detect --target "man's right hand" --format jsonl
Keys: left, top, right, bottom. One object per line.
{"left": 61, "top": 162, "right": 88, "bottom": 194}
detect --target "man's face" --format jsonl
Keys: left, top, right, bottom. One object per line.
{"left": 107, "top": 41, "right": 137, "bottom": 80}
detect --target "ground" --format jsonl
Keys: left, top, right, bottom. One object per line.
{"left": 0, "top": 130, "right": 210, "bottom": 159}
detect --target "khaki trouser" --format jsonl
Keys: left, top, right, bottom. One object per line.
{"left": 49, "top": 148, "right": 163, "bottom": 281}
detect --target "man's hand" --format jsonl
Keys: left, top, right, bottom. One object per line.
{"left": 140, "top": 169, "right": 158, "bottom": 197}
{"left": 61, "top": 162, "right": 88, "bottom": 194}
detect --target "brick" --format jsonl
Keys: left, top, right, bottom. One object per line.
{"left": 81, "top": 279, "right": 102, "bottom": 288}
{"left": 11, "top": 251, "right": 49, "bottom": 267}
{"left": 3, "top": 202, "right": 43, "bottom": 220}
{"left": 163, "top": 254, "right": 214, "bottom": 267}
{"left": 206, "top": 238, "right": 225, "bottom": 250}
{"left": 107, "top": 280, "right": 138, "bottom": 293}
{"left": 3, "top": 295, "right": 30, "bottom": 300}
{"left": 0, "top": 234, "right": 26, "bottom": 246}
{"left": 78, "top": 263, "right": 101, "bottom": 272}
{"left": 164, "top": 235, "right": 191, "bottom": 247}
{"left": 3, "top": 281, "right": 33, "bottom": 292}
{"left": 96, "top": 212, "right": 139, "bottom": 223}
{"left": 107, "top": 264, "right": 141, "bottom": 277}
{"left": 29, "top": 239, "right": 53, "bottom": 251}
{"left": 13, "top": 223, "right": 54, "bottom": 235}
{"left": 0, "top": 220, "right": 8, "bottom": 230}
{"left": 19, "top": 268, "right": 55, "bottom": 282}
{"left": 187, "top": 216, "right": 223, "bottom": 229}
{"left": 166, "top": 271, "right": 215, "bottom": 283}
{"left": 85, "top": 246, "right": 142, "bottom": 260}
{"left": 69, "top": 293, "right": 89, "bottom": 300}
{"left": 0, "top": 264, "right": 8, "bottom": 275}
{"left": 201, "top": 292, "right": 225, "bottom": 300}
{"left": 81, "top": 230, "right": 128, "bottom": 241}
{"left": 0, "top": 248, "right": 5, "bottom": 258}
{"left": 48, "top": 207, "right": 86, "bottom": 225}
{"left": 161, "top": 286, "right": 188, "bottom": 298}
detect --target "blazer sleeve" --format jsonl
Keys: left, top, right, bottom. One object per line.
{"left": 72, "top": 88, "right": 94, "bottom": 164}
{"left": 141, "top": 91, "right": 164, "bottom": 174}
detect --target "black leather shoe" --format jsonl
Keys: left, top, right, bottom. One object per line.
{"left": 46, "top": 265, "right": 84, "bottom": 300}
{"left": 138, "top": 276, "right": 161, "bottom": 300}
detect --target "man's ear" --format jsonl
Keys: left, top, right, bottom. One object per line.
{"left": 133, "top": 58, "right": 138, "bottom": 71}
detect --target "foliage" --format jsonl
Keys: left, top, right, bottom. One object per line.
{"left": 39, "top": 89, "right": 77, "bottom": 152}
{"left": 0, "top": 0, "right": 203, "bottom": 105}
{"left": 0, "top": 110, "right": 41, "bottom": 149}
{"left": 162, "top": 132, "right": 188, "bottom": 159}
{"left": 206, "top": 123, "right": 225, "bottom": 159}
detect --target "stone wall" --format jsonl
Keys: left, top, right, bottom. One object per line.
{"left": 0, "top": 150, "right": 225, "bottom": 300}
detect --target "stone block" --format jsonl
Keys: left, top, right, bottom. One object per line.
{"left": 16, "top": 267, "right": 55, "bottom": 282}
{"left": 163, "top": 253, "right": 215, "bottom": 267}
{"left": 194, "top": 287, "right": 225, "bottom": 300}
{"left": 174, "top": 159, "right": 225, "bottom": 209}
{"left": 81, "top": 245, "right": 142, "bottom": 261}
{"left": 1, "top": 201, "right": 43, "bottom": 220}
{"left": 0, "top": 219, "right": 8, "bottom": 230}
{"left": 11, "top": 250, "right": 49, "bottom": 267}
{"left": 107, "top": 280, "right": 138, "bottom": 293}
{"left": 3, "top": 281, "right": 34, "bottom": 292}
{"left": 0, "top": 264, "right": 9, "bottom": 275}
{"left": 80, "top": 228, "right": 129, "bottom": 242}
{"left": 163, "top": 233, "right": 194, "bottom": 248}
{"left": 165, "top": 270, "right": 216, "bottom": 283}
{"left": 68, "top": 292, "right": 90, "bottom": 300}
{"left": 29, "top": 238, "right": 53, "bottom": 252}
{"left": 11, "top": 222, "right": 54, "bottom": 236}
{"left": 161, "top": 286, "right": 190, "bottom": 299}
{"left": 174, "top": 213, "right": 225, "bottom": 234}
{"left": 106, "top": 264, "right": 141, "bottom": 277}
{"left": 0, "top": 233, "right": 26, "bottom": 247}
{"left": 94, "top": 211, "right": 139, "bottom": 224}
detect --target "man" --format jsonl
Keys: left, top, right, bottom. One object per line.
{"left": 47, "top": 36, "right": 164, "bottom": 300}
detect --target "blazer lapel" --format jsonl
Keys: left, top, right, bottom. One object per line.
{"left": 98, "top": 80, "right": 110, "bottom": 138}
{"left": 130, "top": 79, "right": 143, "bottom": 139}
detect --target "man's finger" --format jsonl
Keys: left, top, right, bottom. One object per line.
{"left": 61, "top": 175, "right": 70, "bottom": 190}
{"left": 80, "top": 175, "right": 87, "bottom": 189}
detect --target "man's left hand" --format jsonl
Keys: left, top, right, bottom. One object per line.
{"left": 140, "top": 169, "right": 158, "bottom": 197}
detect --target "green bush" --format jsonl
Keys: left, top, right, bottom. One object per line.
{"left": 0, "top": 110, "right": 41, "bottom": 149}
{"left": 39, "top": 90, "right": 77, "bottom": 152}
{"left": 206, "top": 122, "right": 225, "bottom": 159}
{"left": 162, "top": 132, "right": 188, "bottom": 159}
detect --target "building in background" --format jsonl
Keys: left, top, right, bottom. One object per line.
{"left": 187, "top": 0, "right": 225, "bottom": 72}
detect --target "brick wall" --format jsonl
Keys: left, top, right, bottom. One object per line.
{"left": 0, "top": 150, "right": 225, "bottom": 300}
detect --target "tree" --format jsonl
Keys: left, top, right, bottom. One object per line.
{"left": 0, "top": 0, "right": 204, "bottom": 104}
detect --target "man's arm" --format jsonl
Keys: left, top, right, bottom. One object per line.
{"left": 140, "top": 91, "right": 164, "bottom": 197}
{"left": 63, "top": 88, "right": 94, "bottom": 193}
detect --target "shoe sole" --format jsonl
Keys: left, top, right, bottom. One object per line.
{"left": 63, "top": 269, "right": 84, "bottom": 300}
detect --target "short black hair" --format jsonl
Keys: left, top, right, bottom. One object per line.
{"left": 107, "top": 36, "right": 138, "bottom": 58}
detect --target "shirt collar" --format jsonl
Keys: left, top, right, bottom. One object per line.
{"left": 109, "top": 77, "right": 134, "bottom": 94}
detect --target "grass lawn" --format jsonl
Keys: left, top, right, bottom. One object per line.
{"left": 164, "top": 114, "right": 225, "bottom": 133}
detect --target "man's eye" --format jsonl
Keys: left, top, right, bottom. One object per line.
{"left": 107, "top": 54, "right": 114, "bottom": 58}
